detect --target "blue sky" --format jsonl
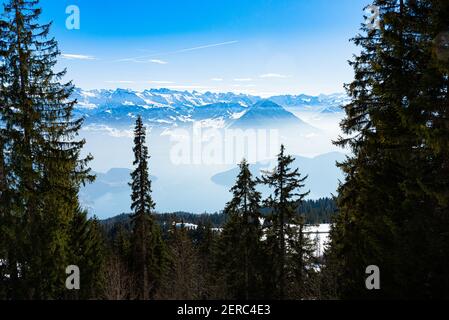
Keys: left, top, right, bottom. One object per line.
{"left": 13, "top": 0, "right": 370, "bottom": 96}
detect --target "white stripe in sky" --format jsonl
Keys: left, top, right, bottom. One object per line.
{"left": 174, "top": 40, "right": 239, "bottom": 53}
{"left": 116, "top": 40, "right": 239, "bottom": 63}
{"left": 149, "top": 59, "right": 168, "bottom": 65}
{"left": 62, "top": 54, "right": 96, "bottom": 60}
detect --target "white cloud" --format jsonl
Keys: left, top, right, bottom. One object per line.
{"left": 84, "top": 125, "right": 134, "bottom": 138}
{"left": 148, "top": 80, "right": 175, "bottom": 84}
{"left": 211, "top": 78, "right": 223, "bottom": 81}
{"left": 256, "top": 91, "right": 281, "bottom": 98}
{"left": 233, "top": 84, "right": 256, "bottom": 88}
{"left": 234, "top": 78, "right": 253, "bottom": 82}
{"left": 259, "top": 73, "right": 289, "bottom": 79}
{"left": 62, "top": 54, "right": 95, "bottom": 60}
{"left": 150, "top": 59, "right": 168, "bottom": 65}
{"left": 105, "top": 80, "right": 135, "bottom": 84}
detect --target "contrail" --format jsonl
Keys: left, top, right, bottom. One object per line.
{"left": 174, "top": 41, "right": 239, "bottom": 53}
{"left": 116, "top": 40, "right": 239, "bottom": 63}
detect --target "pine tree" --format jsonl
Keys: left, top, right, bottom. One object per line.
{"left": 0, "top": 130, "right": 8, "bottom": 299}
{"left": 193, "top": 220, "right": 218, "bottom": 299}
{"left": 160, "top": 223, "right": 201, "bottom": 300}
{"left": 259, "top": 145, "right": 310, "bottom": 300}
{"left": 319, "top": 219, "right": 343, "bottom": 300}
{"left": 67, "top": 212, "right": 106, "bottom": 300}
{"left": 287, "top": 217, "right": 318, "bottom": 299}
{"left": 129, "top": 115, "right": 167, "bottom": 300}
{"left": 218, "top": 159, "right": 264, "bottom": 300}
{"left": 104, "top": 223, "right": 134, "bottom": 300}
{"left": 0, "top": 0, "right": 94, "bottom": 299}
{"left": 113, "top": 223, "right": 132, "bottom": 262}
{"left": 330, "top": 0, "right": 449, "bottom": 298}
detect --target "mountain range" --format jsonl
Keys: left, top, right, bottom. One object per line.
{"left": 73, "top": 88, "right": 349, "bottom": 217}
{"left": 72, "top": 88, "right": 348, "bottom": 129}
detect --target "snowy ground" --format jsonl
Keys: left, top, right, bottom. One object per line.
{"left": 304, "top": 224, "right": 331, "bottom": 257}
{"left": 173, "top": 222, "right": 331, "bottom": 258}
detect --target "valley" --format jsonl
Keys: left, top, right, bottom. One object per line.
{"left": 74, "top": 88, "right": 348, "bottom": 217}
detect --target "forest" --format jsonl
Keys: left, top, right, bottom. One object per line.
{"left": 1, "top": 0, "right": 449, "bottom": 300}
{"left": 101, "top": 197, "right": 337, "bottom": 230}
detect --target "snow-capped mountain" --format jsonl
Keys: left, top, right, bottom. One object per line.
{"left": 229, "top": 100, "right": 319, "bottom": 133}
{"left": 72, "top": 88, "right": 347, "bottom": 128}
{"left": 269, "top": 93, "right": 349, "bottom": 112}
{"left": 73, "top": 88, "right": 348, "bottom": 216}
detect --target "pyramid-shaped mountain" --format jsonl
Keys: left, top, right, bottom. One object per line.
{"left": 229, "top": 100, "right": 318, "bottom": 133}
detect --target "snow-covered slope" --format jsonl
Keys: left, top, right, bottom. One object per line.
{"left": 74, "top": 89, "right": 348, "bottom": 217}
{"left": 229, "top": 100, "right": 320, "bottom": 134}
{"left": 72, "top": 88, "right": 347, "bottom": 128}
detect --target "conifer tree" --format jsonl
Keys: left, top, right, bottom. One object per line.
{"left": 330, "top": 0, "right": 449, "bottom": 298}
{"left": 113, "top": 223, "right": 132, "bottom": 262}
{"left": 0, "top": 131, "right": 8, "bottom": 299}
{"left": 218, "top": 159, "right": 264, "bottom": 300}
{"left": 160, "top": 223, "right": 201, "bottom": 300}
{"left": 259, "top": 145, "right": 310, "bottom": 300}
{"left": 105, "top": 223, "right": 134, "bottom": 300}
{"left": 129, "top": 115, "right": 167, "bottom": 300}
{"left": 67, "top": 212, "right": 106, "bottom": 300}
{"left": 194, "top": 220, "right": 218, "bottom": 299}
{"left": 287, "top": 217, "right": 318, "bottom": 299}
{"left": 0, "top": 0, "right": 94, "bottom": 299}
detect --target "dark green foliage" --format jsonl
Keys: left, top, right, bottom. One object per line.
{"left": 5, "top": 0, "right": 449, "bottom": 301}
{"left": 67, "top": 212, "right": 106, "bottom": 300}
{"left": 217, "top": 160, "right": 265, "bottom": 300}
{"left": 129, "top": 115, "right": 168, "bottom": 300}
{"left": 159, "top": 212, "right": 225, "bottom": 229}
{"left": 193, "top": 220, "right": 222, "bottom": 299}
{"left": 159, "top": 223, "right": 202, "bottom": 300}
{"left": 329, "top": 0, "right": 449, "bottom": 299}
{"left": 112, "top": 223, "right": 132, "bottom": 261}
{"left": 100, "top": 154, "right": 328, "bottom": 300}
{"left": 0, "top": 0, "right": 96, "bottom": 299}
{"left": 259, "top": 145, "right": 310, "bottom": 299}
{"left": 298, "top": 198, "right": 337, "bottom": 224}
{"left": 286, "top": 218, "right": 319, "bottom": 299}
{"left": 100, "top": 198, "right": 337, "bottom": 234}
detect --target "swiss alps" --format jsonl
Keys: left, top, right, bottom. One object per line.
{"left": 72, "top": 88, "right": 347, "bottom": 129}
{"left": 74, "top": 88, "right": 349, "bottom": 216}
